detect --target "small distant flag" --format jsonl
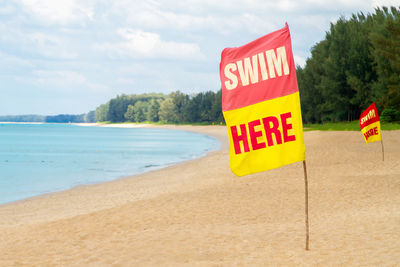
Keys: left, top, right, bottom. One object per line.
{"left": 359, "top": 103, "right": 382, "bottom": 144}
{"left": 359, "top": 102, "right": 384, "bottom": 161}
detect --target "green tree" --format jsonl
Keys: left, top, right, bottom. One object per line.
{"left": 108, "top": 95, "right": 133, "bottom": 122}
{"left": 159, "top": 98, "right": 178, "bottom": 123}
{"left": 124, "top": 104, "right": 135, "bottom": 122}
{"left": 297, "top": 7, "right": 400, "bottom": 123}
{"left": 199, "top": 91, "right": 214, "bottom": 122}
{"left": 95, "top": 102, "right": 110, "bottom": 122}
{"left": 170, "top": 91, "right": 190, "bottom": 122}
{"left": 185, "top": 94, "right": 201, "bottom": 122}
{"left": 211, "top": 89, "right": 224, "bottom": 123}
{"left": 84, "top": 111, "right": 95, "bottom": 122}
{"left": 147, "top": 99, "right": 160, "bottom": 122}
{"left": 133, "top": 101, "right": 148, "bottom": 122}
{"left": 370, "top": 6, "right": 400, "bottom": 120}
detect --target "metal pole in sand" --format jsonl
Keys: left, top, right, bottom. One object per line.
{"left": 303, "top": 160, "right": 310, "bottom": 251}
{"left": 381, "top": 139, "right": 385, "bottom": 161}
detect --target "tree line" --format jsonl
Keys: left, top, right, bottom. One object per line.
{"left": 297, "top": 6, "right": 400, "bottom": 123}
{"left": 94, "top": 91, "right": 224, "bottom": 124}
{"left": 0, "top": 112, "right": 95, "bottom": 123}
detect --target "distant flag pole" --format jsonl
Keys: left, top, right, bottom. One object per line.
{"left": 359, "top": 103, "right": 384, "bottom": 161}
{"left": 219, "top": 23, "right": 309, "bottom": 250}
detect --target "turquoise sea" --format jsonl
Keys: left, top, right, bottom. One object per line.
{"left": 0, "top": 123, "right": 220, "bottom": 205}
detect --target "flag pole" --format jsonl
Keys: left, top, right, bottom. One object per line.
{"left": 381, "top": 139, "right": 384, "bottom": 161}
{"left": 303, "top": 160, "right": 310, "bottom": 251}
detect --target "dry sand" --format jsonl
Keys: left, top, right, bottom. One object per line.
{"left": 0, "top": 125, "right": 399, "bottom": 266}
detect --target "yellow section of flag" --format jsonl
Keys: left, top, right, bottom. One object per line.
{"left": 361, "top": 120, "right": 382, "bottom": 144}
{"left": 223, "top": 92, "right": 305, "bottom": 176}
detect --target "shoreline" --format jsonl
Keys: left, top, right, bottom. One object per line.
{"left": 0, "top": 128, "right": 399, "bottom": 265}
{"left": 0, "top": 125, "right": 232, "bottom": 234}
{"left": 0, "top": 124, "right": 227, "bottom": 207}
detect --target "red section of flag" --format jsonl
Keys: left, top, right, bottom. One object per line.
{"left": 360, "top": 103, "right": 380, "bottom": 130}
{"left": 220, "top": 24, "right": 299, "bottom": 111}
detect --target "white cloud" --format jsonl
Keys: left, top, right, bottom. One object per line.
{"left": 27, "top": 33, "right": 78, "bottom": 59}
{"left": 372, "top": 0, "right": 400, "bottom": 8}
{"left": 109, "top": 0, "right": 276, "bottom": 35}
{"left": 116, "top": 78, "right": 136, "bottom": 86}
{"left": 0, "top": 51, "right": 33, "bottom": 68}
{"left": 87, "top": 82, "right": 112, "bottom": 93}
{"left": 110, "top": 0, "right": 366, "bottom": 37}
{"left": 0, "top": 3, "right": 16, "bottom": 15}
{"left": 277, "top": 0, "right": 300, "bottom": 11}
{"left": 124, "top": 8, "right": 216, "bottom": 32}
{"left": 95, "top": 28, "right": 205, "bottom": 60}
{"left": 294, "top": 54, "right": 306, "bottom": 67}
{"left": 0, "top": 18, "right": 79, "bottom": 60}
{"left": 18, "top": 0, "right": 94, "bottom": 25}
{"left": 31, "top": 70, "right": 113, "bottom": 94}
{"left": 33, "top": 70, "right": 86, "bottom": 86}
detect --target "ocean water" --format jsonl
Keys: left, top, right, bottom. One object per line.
{"left": 0, "top": 123, "right": 220, "bottom": 204}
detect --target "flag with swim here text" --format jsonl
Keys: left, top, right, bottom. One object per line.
{"left": 219, "top": 24, "right": 305, "bottom": 177}
{"left": 359, "top": 103, "right": 382, "bottom": 144}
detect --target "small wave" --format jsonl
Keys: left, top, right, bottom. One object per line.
{"left": 145, "top": 164, "right": 159, "bottom": 168}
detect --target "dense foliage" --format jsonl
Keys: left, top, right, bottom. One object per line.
{"left": 95, "top": 90, "right": 224, "bottom": 124}
{"left": 297, "top": 6, "right": 400, "bottom": 123}
{"left": 0, "top": 115, "right": 46, "bottom": 122}
{"left": 0, "top": 112, "right": 95, "bottom": 123}
{"left": 45, "top": 111, "right": 95, "bottom": 123}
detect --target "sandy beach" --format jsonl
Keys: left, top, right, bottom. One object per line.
{"left": 0, "top": 125, "right": 399, "bottom": 266}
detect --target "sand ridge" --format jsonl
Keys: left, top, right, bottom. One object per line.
{"left": 0, "top": 126, "right": 399, "bottom": 266}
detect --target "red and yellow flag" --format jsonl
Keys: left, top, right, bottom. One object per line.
{"left": 359, "top": 103, "right": 382, "bottom": 144}
{"left": 220, "top": 24, "right": 305, "bottom": 177}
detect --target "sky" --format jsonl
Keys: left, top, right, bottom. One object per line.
{"left": 0, "top": 0, "right": 398, "bottom": 115}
